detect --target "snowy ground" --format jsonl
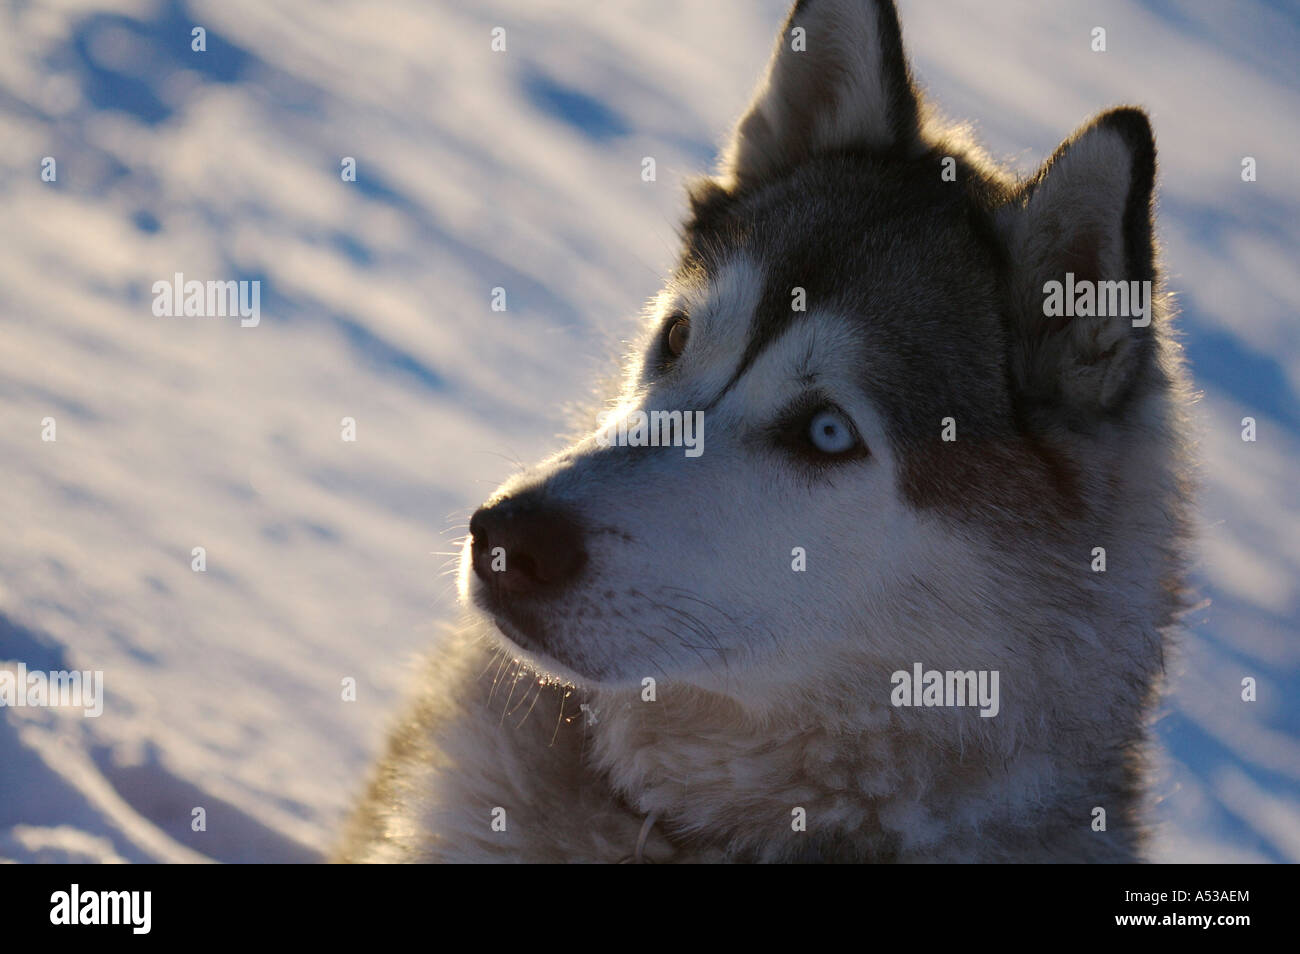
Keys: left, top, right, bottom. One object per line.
{"left": 0, "top": 0, "right": 1296, "bottom": 863}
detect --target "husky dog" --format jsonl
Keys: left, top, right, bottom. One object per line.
{"left": 339, "top": 0, "right": 1193, "bottom": 863}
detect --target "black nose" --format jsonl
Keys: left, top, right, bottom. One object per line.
{"left": 469, "top": 495, "right": 587, "bottom": 597}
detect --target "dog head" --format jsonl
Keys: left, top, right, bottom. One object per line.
{"left": 462, "top": 0, "right": 1187, "bottom": 710}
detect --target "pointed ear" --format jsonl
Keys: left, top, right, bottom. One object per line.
{"left": 722, "top": 0, "right": 922, "bottom": 187}
{"left": 997, "top": 107, "right": 1159, "bottom": 420}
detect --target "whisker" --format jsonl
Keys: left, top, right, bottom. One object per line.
{"left": 499, "top": 660, "right": 525, "bottom": 724}
{"left": 550, "top": 688, "right": 573, "bottom": 746}
{"left": 487, "top": 651, "right": 512, "bottom": 703}
{"left": 514, "top": 682, "right": 545, "bottom": 729}
{"left": 477, "top": 645, "right": 507, "bottom": 681}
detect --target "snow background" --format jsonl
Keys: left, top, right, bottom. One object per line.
{"left": 0, "top": 0, "right": 1295, "bottom": 863}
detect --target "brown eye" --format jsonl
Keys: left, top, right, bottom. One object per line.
{"left": 666, "top": 316, "right": 690, "bottom": 357}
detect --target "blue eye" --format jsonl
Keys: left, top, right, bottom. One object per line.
{"left": 808, "top": 410, "right": 858, "bottom": 454}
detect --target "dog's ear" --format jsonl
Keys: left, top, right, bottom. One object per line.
{"left": 997, "top": 108, "right": 1159, "bottom": 422}
{"left": 722, "top": 0, "right": 922, "bottom": 187}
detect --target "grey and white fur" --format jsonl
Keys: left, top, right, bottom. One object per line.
{"left": 338, "top": 0, "right": 1195, "bottom": 863}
